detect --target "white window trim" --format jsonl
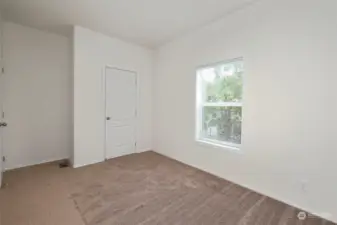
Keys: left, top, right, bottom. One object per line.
{"left": 196, "top": 139, "right": 241, "bottom": 152}
{"left": 195, "top": 60, "right": 243, "bottom": 150}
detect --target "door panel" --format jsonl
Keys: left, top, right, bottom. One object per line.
{"left": 0, "top": 71, "right": 3, "bottom": 187}
{"left": 0, "top": 13, "right": 3, "bottom": 186}
{"left": 105, "top": 68, "right": 136, "bottom": 159}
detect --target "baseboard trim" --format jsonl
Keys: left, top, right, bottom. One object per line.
{"left": 72, "top": 159, "right": 104, "bottom": 168}
{"left": 5, "top": 156, "right": 69, "bottom": 171}
{"left": 152, "top": 149, "right": 336, "bottom": 224}
{"left": 137, "top": 148, "right": 152, "bottom": 153}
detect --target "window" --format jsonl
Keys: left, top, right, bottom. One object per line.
{"left": 196, "top": 59, "right": 243, "bottom": 149}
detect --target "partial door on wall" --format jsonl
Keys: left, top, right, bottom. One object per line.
{"left": 0, "top": 66, "right": 4, "bottom": 187}
{"left": 0, "top": 14, "right": 3, "bottom": 187}
{"left": 105, "top": 67, "right": 137, "bottom": 159}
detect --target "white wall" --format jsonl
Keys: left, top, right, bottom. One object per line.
{"left": 3, "top": 22, "right": 72, "bottom": 170}
{"left": 154, "top": 0, "right": 337, "bottom": 222}
{"left": 73, "top": 26, "right": 153, "bottom": 167}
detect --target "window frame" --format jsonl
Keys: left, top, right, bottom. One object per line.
{"left": 195, "top": 58, "right": 243, "bottom": 150}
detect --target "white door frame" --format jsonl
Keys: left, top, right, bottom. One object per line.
{"left": 103, "top": 65, "right": 138, "bottom": 160}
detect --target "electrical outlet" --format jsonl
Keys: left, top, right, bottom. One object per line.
{"left": 300, "top": 180, "right": 308, "bottom": 193}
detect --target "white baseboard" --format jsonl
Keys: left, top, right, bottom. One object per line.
{"left": 72, "top": 159, "right": 104, "bottom": 168}
{"left": 5, "top": 156, "right": 69, "bottom": 171}
{"left": 73, "top": 149, "right": 152, "bottom": 168}
{"left": 137, "top": 148, "right": 152, "bottom": 153}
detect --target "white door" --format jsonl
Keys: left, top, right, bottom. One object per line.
{"left": 0, "top": 14, "right": 3, "bottom": 187}
{"left": 105, "top": 68, "right": 137, "bottom": 159}
{"left": 0, "top": 68, "right": 3, "bottom": 187}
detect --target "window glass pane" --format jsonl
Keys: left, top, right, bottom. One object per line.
{"left": 200, "top": 106, "right": 242, "bottom": 145}
{"left": 200, "top": 60, "right": 243, "bottom": 103}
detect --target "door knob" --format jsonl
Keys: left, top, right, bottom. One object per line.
{"left": 106, "top": 117, "right": 111, "bottom": 120}
{"left": 0, "top": 122, "right": 7, "bottom": 127}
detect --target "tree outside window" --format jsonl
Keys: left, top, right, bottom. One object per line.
{"left": 196, "top": 59, "right": 243, "bottom": 148}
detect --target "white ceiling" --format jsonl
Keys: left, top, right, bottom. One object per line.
{"left": 0, "top": 0, "right": 255, "bottom": 47}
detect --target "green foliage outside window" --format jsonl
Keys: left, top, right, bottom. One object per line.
{"left": 201, "top": 61, "right": 243, "bottom": 145}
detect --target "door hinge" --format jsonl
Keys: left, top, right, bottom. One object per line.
{"left": 1, "top": 67, "right": 4, "bottom": 74}
{"left": 135, "top": 142, "right": 137, "bottom": 147}
{"left": 2, "top": 111, "right": 4, "bottom": 119}
{"left": 2, "top": 156, "right": 5, "bottom": 162}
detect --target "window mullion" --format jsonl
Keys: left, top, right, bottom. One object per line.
{"left": 202, "top": 102, "right": 242, "bottom": 107}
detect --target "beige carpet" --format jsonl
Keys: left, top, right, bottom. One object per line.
{"left": 0, "top": 151, "right": 335, "bottom": 225}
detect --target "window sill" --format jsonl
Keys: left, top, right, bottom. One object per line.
{"left": 196, "top": 139, "right": 241, "bottom": 152}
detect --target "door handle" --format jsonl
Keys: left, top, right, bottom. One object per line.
{"left": 106, "top": 117, "right": 111, "bottom": 121}
{"left": 0, "top": 122, "right": 7, "bottom": 127}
